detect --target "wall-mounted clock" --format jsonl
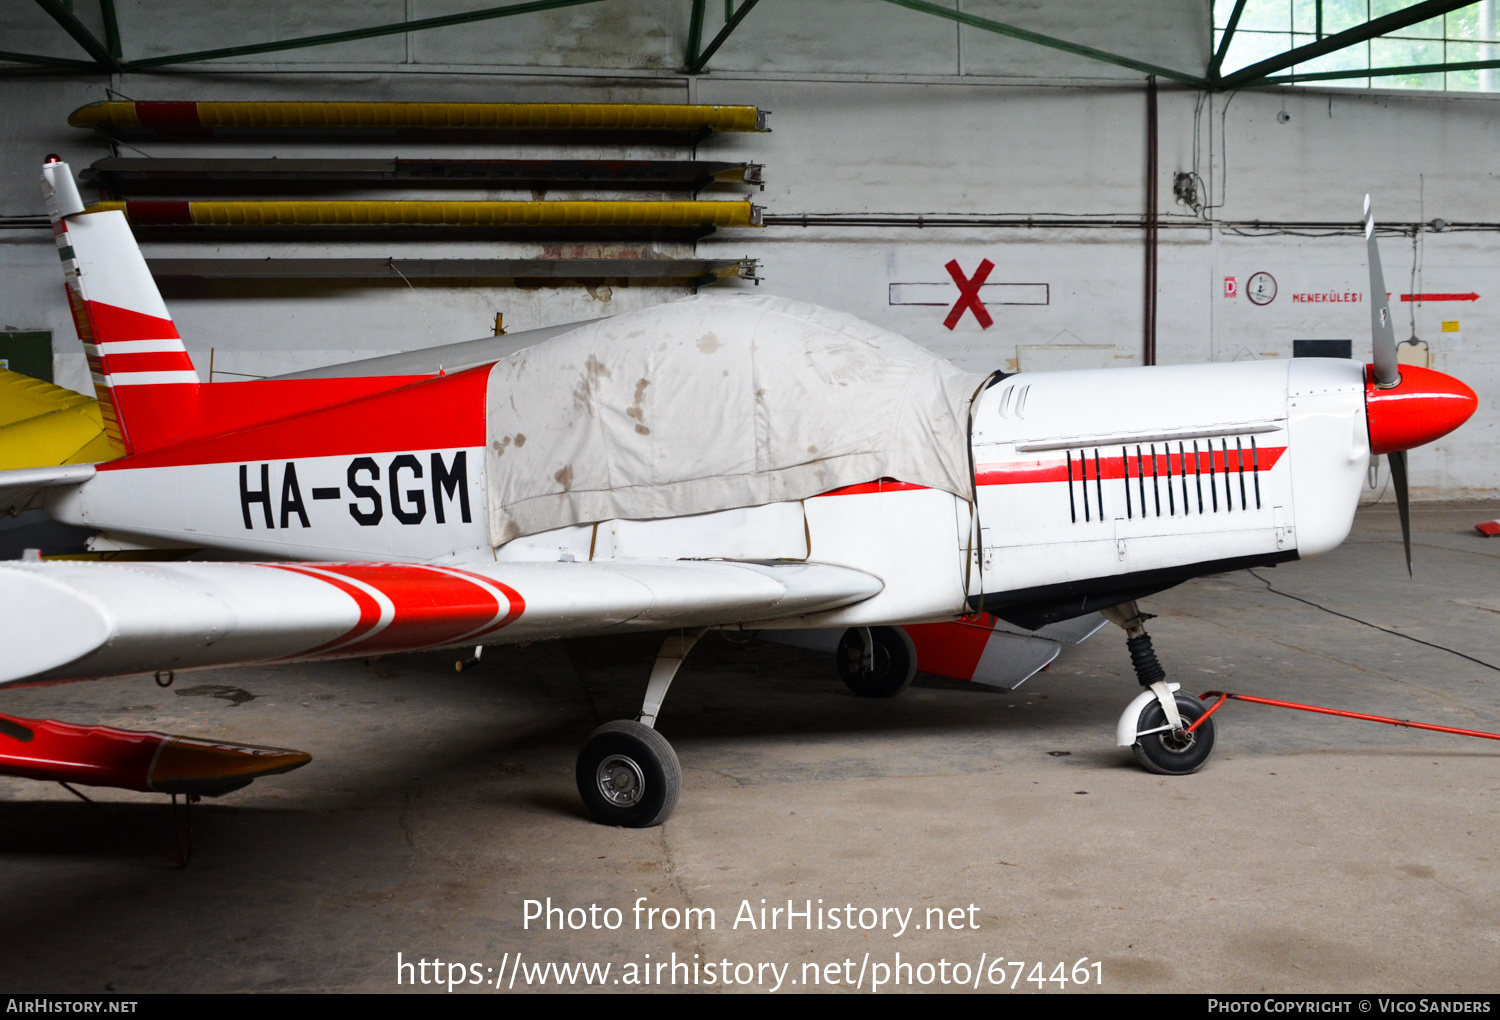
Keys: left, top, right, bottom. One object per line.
{"left": 1246, "top": 271, "right": 1277, "bottom": 306}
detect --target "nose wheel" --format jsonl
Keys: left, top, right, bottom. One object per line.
{"left": 1104, "top": 601, "right": 1219, "bottom": 776}
{"left": 1129, "top": 691, "right": 1216, "bottom": 775}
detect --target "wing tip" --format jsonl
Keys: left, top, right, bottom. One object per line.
{"left": 0, "top": 565, "right": 111, "bottom": 685}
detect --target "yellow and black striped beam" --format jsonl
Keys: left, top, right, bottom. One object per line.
{"left": 89, "top": 199, "right": 760, "bottom": 239}
{"left": 70, "top": 101, "right": 769, "bottom": 138}
{"left": 85, "top": 157, "right": 765, "bottom": 196}
{"left": 146, "top": 257, "right": 758, "bottom": 283}
{"left": 92, "top": 199, "right": 757, "bottom": 228}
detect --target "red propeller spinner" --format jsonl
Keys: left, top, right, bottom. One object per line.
{"left": 1365, "top": 363, "right": 1478, "bottom": 455}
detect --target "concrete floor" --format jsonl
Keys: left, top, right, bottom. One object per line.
{"left": 3, "top": 502, "right": 1500, "bottom": 994}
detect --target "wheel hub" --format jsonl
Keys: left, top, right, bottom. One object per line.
{"left": 596, "top": 754, "right": 646, "bottom": 807}
{"left": 1157, "top": 727, "right": 1196, "bottom": 754}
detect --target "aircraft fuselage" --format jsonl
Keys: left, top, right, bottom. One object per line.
{"left": 44, "top": 354, "right": 1391, "bottom": 633}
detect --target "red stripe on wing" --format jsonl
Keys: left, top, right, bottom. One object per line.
{"left": 329, "top": 565, "right": 519, "bottom": 654}
{"left": 442, "top": 567, "right": 526, "bottom": 640}
{"left": 268, "top": 564, "right": 387, "bottom": 656}
{"left": 271, "top": 564, "right": 525, "bottom": 659}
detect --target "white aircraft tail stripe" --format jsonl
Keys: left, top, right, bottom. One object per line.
{"left": 95, "top": 339, "right": 186, "bottom": 354}
{"left": 104, "top": 371, "right": 203, "bottom": 387}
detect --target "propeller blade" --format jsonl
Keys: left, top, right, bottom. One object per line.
{"left": 1388, "top": 448, "right": 1412, "bottom": 576}
{"left": 1364, "top": 195, "right": 1400, "bottom": 387}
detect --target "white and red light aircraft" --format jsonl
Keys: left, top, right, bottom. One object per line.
{"left": 0, "top": 160, "right": 1477, "bottom": 827}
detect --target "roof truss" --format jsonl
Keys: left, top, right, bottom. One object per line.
{"left": 3, "top": 0, "right": 1495, "bottom": 97}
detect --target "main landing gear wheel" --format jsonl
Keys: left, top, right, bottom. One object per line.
{"left": 836, "top": 626, "right": 917, "bottom": 698}
{"left": 1132, "top": 693, "right": 1216, "bottom": 776}
{"left": 576, "top": 719, "right": 681, "bottom": 828}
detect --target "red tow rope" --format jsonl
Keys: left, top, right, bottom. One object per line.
{"left": 1189, "top": 690, "right": 1500, "bottom": 742}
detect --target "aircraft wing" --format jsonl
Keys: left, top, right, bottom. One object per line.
{"left": 0, "top": 558, "right": 882, "bottom": 685}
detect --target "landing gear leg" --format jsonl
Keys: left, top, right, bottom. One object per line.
{"left": 1103, "top": 601, "right": 1216, "bottom": 775}
{"left": 575, "top": 628, "right": 704, "bottom": 827}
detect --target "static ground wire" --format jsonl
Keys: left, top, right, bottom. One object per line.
{"left": 1247, "top": 568, "right": 1500, "bottom": 674}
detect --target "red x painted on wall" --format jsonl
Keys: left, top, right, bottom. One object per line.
{"left": 944, "top": 258, "right": 995, "bottom": 330}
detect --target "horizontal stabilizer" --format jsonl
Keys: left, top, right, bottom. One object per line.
{"left": 905, "top": 614, "right": 1061, "bottom": 689}
{"left": 1017, "top": 612, "right": 1108, "bottom": 645}
{"left": 0, "top": 463, "right": 97, "bottom": 516}
{"left": 0, "top": 558, "right": 881, "bottom": 685}
{"left": 0, "top": 711, "right": 309, "bottom": 796}
{"left": 761, "top": 612, "right": 1103, "bottom": 689}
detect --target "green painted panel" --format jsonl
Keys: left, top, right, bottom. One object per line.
{"left": 0, "top": 332, "right": 54, "bottom": 382}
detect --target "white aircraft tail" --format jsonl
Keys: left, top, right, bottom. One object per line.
{"left": 41, "top": 159, "right": 199, "bottom": 456}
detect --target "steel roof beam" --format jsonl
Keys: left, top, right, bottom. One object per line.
{"left": 684, "top": 0, "right": 760, "bottom": 74}
{"left": 1260, "top": 56, "right": 1500, "bottom": 84}
{"left": 686, "top": 0, "right": 706, "bottom": 70}
{"left": 126, "top": 0, "right": 611, "bottom": 70}
{"left": 880, "top": 0, "right": 1207, "bottom": 86}
{"left": 1208, "top": 0, "right": 1249, "bottom": 81}
{"left": 33, "top": 0, "right": 119, "bottom": 71}
{"left": 98, "top": 0, "right": 121, "bottom": 60}
{"left": 1217, "top": 0, "right": 1475, "bottom": 89}
{"left": 0, "top": 49, "right": 101, "bottom": 70}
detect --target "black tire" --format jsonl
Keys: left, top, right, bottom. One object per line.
{"left": 1132, "top": 693, "right": 1216, "bottom": 776}
{"left": 575, "top": 720, "right": 681, "bottom": 827}
{"left": 836, "top": 627, "right": 917, "bottom": 698}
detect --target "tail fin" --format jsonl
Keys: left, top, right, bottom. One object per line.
{"left": 42, "top": 159, "right": 199, "bottom": 456}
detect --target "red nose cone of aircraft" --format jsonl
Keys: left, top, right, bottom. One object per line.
{"left": 1365, "top": 364, "right": 1478, "bottom": 455}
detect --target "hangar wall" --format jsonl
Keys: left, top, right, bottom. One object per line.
{"left": 1, "top": 1, "right": 1494, "bottom": 498}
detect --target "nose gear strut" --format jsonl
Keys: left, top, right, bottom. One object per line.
{"left": 1102, "top": 602, "right": 1164, "bottom": 686}
{"left": 1126, "top": 633, "right": 1166, "bottom": 687}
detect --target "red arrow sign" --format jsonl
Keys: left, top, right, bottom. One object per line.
{"left": 1400, "top": 292, "right": 1479, "bottom": 302}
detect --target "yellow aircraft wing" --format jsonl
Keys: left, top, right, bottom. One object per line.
{"left": 0, "top": 369, "right": 117, "bottom": 470}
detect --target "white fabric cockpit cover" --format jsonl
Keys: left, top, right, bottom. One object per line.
{"left": 484, "top": 294, "right": 984, "bottom": 545}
